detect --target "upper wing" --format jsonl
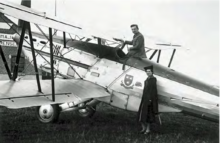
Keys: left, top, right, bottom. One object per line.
{"left": 0, "top": 0, "right": 185, "bottom": 50}
{"left": 0, "top": 0, "right": 115, "bottom": 41}
{"left": 0, "top": 79, "right": 110, "bottom": 109}
{"left": 0, "top": 1, "right": 82, "bottom": 34}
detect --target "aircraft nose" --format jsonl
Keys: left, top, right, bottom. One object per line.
{"left": 12, "top": 33, "right": 20, "bottom": 44}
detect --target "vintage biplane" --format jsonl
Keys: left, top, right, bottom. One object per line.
{"left": 0, "top": 0, "right": 219, "bottom": 124}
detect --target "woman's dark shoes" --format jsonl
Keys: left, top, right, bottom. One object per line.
{"left": 140, "top": 128, "right": 146, "bottom": 133}
{"left": 144, "top": 130, "right": 151, "bottom": 135}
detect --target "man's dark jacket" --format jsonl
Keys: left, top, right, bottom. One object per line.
{"left": 137, "top": 76, "right": 158, "bottom": 122}
{"left": 125, "top": 32, "right": 147, "bottom": 58}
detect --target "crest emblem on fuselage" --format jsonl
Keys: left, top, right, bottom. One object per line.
{"left": 121, "top": 74, "right": 134, "bottom": 89}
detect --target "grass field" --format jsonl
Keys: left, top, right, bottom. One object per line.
{"left": 0, "top": 103, "right": 219, "bottom": 143}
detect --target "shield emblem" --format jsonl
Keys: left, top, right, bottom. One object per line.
{"left": 124, "top": 74, "right": 134, "bottom": 86}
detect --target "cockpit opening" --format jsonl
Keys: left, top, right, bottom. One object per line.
{"left": 116, "top": 48, "right": 126, "bottom": 59}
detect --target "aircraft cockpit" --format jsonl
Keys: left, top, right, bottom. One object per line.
{"left": 87, "top": 36, "right": 185, "bottom": 69}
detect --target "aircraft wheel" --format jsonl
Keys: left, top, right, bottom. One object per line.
{"left": 36, "top": 104, "right": 60, "bottom": 123}
{"left": 75, "top": 103, "right": 96, "bottom": 118}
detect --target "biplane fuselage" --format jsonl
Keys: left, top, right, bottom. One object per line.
{"left": 16, "top": 34, "right": 219, "bottom": 122}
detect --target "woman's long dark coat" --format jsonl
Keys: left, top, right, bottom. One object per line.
{"left": 137, "top": 76, "right": 158, "bottom": 123}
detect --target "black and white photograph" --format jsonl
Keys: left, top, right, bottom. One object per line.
{"left": 0, "top": 0, "right": 219, "bottom": 142}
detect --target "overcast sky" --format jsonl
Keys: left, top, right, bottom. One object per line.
{"left": 5, "top": 0, "right": 219, "bottom": 86}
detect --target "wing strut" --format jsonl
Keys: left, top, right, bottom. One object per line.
{"left": 0, "top": 45, "right": 12, "bottom": 79}
{"left": 149, "top": 50, "right": 158, "bottom": 60}
{"left": 168, "top": 49, "right": 176, "bottom": 67}
{"left": 12, "top": 21, "right": 27, "bottom": 81}
{"left": 63, "top": 32, "right": 66, "bottom": 48}
{"left": 157, "top": 50, "right": 161, "bottom": 63}
{"left": 27, "top": 23, "right": 42, "bottom": 92}
{"left": 49, "top": 28, "right": 55, "bottom": 101}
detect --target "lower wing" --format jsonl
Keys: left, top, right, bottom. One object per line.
{"left": 0, "top": 79, "right": 110, "bottom": 109}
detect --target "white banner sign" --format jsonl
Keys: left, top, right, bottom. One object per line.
{"left": 0, "top": 41, "right": 16, "bottom": 47}
{"left": 0, "top": 33, "right": 14, "bottom": 40}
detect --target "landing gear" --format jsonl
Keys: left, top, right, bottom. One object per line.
{"left": 36, "top": 104, "right": 60, "bottom": 123}
{"left": 75, "top": 103, "right": 96, "bottom": 118}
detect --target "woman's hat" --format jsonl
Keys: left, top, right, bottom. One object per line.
{"left": 144, "top": 65, "right": 153, "bottom": 72}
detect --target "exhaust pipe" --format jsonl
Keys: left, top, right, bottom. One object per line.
{"left": 60, "top": 99, "right": 100, "bottom": 112}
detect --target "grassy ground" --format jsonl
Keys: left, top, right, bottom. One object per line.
{"left": 0, "top": 103, "right": 219, "bottom": 143}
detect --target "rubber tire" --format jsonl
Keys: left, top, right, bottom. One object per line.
{"left": 36, "top": 104, "right": 60, "bottom": 123}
